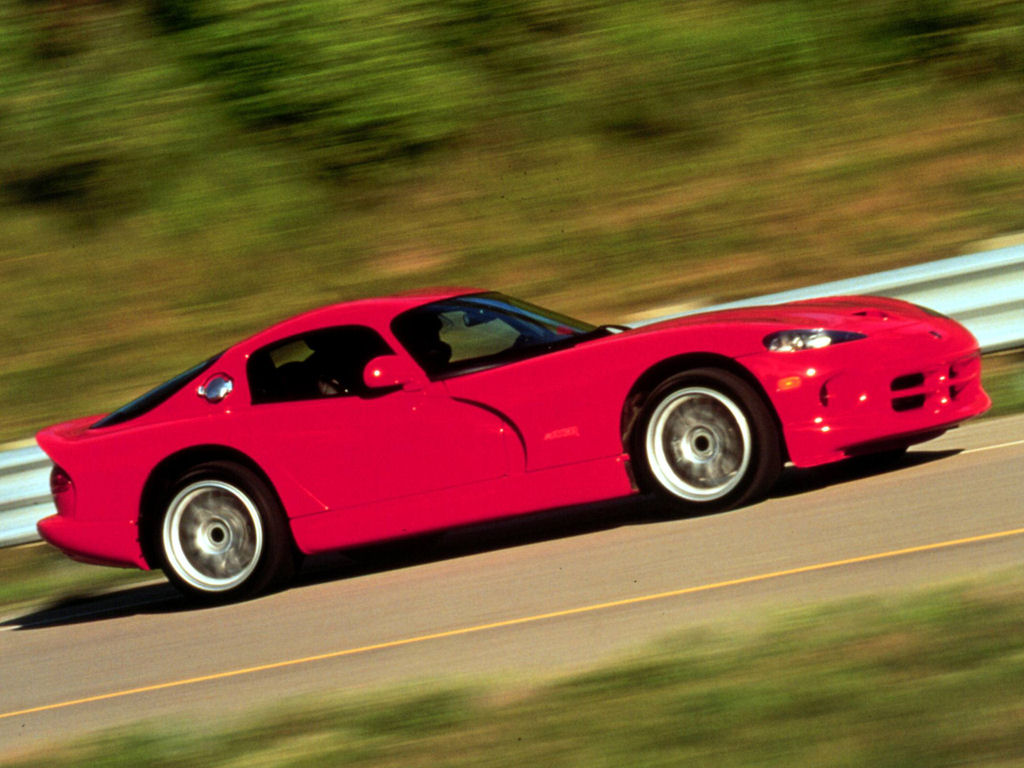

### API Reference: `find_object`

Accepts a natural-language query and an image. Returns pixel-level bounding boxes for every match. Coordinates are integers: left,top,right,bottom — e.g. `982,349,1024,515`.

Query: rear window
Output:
91,354,222,429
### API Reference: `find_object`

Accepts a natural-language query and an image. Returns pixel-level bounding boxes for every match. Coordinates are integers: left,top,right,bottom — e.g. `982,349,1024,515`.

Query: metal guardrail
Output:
0,445,54,547
2,245,1022,548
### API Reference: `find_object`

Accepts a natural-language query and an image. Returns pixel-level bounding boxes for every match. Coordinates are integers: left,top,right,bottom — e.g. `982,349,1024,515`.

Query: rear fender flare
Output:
138,445,294,569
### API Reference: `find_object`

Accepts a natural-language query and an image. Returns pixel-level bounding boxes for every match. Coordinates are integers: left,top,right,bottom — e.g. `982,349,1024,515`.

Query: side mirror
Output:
363,355,426,391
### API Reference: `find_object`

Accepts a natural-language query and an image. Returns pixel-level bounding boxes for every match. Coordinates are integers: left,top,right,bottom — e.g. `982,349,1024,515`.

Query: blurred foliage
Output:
176,1,484,172
0,543,154,609
4,0,1024,203
5,573,1024,766
1,0,1024,437
982,351,1024,419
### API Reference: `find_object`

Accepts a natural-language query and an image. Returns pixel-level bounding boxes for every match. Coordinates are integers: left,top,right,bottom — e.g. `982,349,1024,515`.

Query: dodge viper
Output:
37,289,989,601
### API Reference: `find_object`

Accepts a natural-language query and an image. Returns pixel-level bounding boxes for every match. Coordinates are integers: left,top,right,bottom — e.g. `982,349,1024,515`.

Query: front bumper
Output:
747,323,990,467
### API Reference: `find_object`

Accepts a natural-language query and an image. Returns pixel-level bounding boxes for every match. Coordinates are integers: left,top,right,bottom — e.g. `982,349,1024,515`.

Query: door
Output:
239,325,510,516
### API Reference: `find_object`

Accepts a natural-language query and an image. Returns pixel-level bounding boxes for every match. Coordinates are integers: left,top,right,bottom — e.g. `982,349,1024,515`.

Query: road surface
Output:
2,413,1022,757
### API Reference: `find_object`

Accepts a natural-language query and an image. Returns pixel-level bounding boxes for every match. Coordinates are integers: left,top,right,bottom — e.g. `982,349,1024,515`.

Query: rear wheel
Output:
635,369,782,514
159,462,294,602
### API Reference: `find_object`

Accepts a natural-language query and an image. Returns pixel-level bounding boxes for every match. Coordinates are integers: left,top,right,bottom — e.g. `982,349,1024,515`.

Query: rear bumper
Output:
37,514,149,570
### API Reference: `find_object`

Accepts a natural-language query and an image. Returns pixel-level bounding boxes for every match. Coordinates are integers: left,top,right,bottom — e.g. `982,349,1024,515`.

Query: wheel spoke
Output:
162,480,264,593
645,386,752,501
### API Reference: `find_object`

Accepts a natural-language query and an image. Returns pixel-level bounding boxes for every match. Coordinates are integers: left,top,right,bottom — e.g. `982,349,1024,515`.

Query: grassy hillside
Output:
2,0,1024,438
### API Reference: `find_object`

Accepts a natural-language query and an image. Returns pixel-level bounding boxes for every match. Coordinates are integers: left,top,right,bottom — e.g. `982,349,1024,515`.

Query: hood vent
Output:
852,309,891,320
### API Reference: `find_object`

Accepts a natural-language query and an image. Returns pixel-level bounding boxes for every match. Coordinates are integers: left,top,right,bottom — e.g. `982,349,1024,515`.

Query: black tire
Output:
633,368,782,514
158,461,294,603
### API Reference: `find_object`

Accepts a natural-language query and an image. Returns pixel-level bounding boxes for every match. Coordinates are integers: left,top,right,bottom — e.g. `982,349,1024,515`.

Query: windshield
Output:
91,353,222,429
391,292,599,377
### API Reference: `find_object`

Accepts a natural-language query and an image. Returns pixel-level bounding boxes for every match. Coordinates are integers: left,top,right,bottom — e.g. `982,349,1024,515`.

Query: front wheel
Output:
159,462,294,602
635,369,782,514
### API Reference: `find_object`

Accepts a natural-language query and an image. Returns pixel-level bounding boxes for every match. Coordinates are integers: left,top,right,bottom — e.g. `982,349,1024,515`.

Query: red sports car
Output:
37,290,989,601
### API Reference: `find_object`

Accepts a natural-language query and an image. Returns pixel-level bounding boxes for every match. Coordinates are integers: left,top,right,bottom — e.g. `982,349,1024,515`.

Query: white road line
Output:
960,438,1024,455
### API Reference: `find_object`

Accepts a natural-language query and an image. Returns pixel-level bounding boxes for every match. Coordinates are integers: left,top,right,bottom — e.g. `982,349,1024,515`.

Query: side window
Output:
248,326,393,404
392,293,592,377
393,303,524,376
438,309,520,363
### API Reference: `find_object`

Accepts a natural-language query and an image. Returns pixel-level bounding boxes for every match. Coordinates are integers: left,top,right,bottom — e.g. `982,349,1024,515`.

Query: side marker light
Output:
777,376,802,391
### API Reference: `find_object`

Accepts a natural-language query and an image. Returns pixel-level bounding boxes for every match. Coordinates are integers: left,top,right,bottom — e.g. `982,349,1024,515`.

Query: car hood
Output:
631,295,930,335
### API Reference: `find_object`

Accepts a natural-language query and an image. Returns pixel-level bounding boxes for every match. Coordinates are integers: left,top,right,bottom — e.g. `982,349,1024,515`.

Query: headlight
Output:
763,329,866,352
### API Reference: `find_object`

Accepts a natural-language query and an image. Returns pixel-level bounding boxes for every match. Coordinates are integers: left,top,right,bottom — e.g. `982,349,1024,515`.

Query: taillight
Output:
50,465,73,495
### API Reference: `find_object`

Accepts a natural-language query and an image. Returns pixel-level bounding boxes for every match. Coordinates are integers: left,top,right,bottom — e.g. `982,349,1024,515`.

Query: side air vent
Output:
892,394,926,412
891,373,924,391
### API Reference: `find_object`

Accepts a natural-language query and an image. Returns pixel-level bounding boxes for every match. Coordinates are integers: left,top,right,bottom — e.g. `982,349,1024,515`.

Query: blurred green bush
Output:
3,0,1022,212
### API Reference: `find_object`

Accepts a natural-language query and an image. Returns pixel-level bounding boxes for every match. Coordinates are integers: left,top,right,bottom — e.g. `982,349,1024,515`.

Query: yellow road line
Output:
4,525,1024,721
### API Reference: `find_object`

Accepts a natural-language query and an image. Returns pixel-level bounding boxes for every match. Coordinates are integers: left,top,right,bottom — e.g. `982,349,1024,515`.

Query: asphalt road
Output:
2,413,1022,757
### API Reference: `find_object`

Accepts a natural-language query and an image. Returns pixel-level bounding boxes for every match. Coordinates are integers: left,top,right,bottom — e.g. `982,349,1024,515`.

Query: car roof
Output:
235,287,482,352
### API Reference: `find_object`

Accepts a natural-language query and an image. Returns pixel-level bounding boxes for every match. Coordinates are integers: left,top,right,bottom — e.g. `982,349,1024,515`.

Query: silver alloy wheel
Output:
645,386,752,501
162,480,264,593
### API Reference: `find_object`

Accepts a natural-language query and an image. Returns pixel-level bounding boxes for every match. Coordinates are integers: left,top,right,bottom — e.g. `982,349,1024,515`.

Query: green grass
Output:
981,351,1024,418
0,544,156,611
5,573,1024,766
2,0,1024,441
